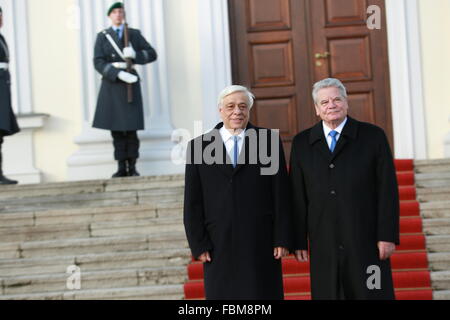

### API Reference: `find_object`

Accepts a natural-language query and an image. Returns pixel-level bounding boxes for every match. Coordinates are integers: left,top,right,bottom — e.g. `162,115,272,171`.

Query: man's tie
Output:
115,28,121,40
232,136,239,168
329,130,338,153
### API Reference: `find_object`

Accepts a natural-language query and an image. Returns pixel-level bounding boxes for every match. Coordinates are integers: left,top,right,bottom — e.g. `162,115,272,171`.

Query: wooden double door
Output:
229,0,393,157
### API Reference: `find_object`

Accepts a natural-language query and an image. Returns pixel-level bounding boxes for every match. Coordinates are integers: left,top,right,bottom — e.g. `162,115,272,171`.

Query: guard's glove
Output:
123,46,136,59
118,71,138,84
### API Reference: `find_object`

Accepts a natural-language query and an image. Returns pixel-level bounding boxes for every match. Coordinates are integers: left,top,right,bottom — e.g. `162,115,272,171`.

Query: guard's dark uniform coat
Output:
92,27,157,131
290,117,400,300
0,34,19,136
184,122,293,300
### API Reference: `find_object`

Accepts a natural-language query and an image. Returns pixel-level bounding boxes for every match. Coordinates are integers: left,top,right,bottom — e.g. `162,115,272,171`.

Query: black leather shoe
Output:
128,159,140,177
112,160,128,178
0,175,18,185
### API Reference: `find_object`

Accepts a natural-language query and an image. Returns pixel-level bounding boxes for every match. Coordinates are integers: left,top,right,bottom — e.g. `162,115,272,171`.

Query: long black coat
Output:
0,34,19,136
290,117,399,300
184,122,292,300
92,27,157,131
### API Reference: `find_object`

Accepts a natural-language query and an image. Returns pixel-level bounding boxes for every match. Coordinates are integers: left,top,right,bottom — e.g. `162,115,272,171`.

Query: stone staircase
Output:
415,159,450,299
1,159,450,300
0,175,190,300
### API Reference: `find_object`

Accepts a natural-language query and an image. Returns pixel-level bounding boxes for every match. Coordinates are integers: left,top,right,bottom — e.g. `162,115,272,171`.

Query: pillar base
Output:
67,127,184,181
3,113,49,184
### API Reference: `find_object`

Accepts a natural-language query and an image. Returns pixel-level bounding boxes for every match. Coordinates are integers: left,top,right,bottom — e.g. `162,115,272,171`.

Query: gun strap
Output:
103,31,126,62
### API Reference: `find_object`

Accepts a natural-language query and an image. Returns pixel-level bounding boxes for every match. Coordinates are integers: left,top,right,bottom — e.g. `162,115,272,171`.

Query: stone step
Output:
414,159,450,174
0,248,192,277
0,175,185,200
90,217,184,238
0,284,184,300
431,271,450,291
0,191,138,214
0,212,184,242
0,187,184,214
421,201,450,219
415,172,450,188
0,232,189,259
0,202,183,229
426,235,450,253
416,187,450,202
434,290,450,300
0,222,91,243
428,252,450,271
422,218,450,236
0,243,21,260
1,266,187,295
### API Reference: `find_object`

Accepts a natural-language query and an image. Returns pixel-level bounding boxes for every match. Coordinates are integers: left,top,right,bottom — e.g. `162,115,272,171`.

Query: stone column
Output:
1,0,46,184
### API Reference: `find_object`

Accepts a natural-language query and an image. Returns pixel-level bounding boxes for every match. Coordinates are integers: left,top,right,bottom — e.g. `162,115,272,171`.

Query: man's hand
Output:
294,250,308,262
378,241,396,260
198,251,211,263
118,71,138,84
273,247,289,260
123,46,136,59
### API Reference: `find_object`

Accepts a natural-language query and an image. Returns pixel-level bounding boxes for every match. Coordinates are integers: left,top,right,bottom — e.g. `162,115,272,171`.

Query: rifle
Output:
122,0,133,103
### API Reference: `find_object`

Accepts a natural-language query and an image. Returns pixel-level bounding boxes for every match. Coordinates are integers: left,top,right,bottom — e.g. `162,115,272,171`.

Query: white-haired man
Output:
183,85,293,299
290,78,399,299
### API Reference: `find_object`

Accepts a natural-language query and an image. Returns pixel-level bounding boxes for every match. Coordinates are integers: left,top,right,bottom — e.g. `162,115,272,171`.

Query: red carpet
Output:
183,159,433,300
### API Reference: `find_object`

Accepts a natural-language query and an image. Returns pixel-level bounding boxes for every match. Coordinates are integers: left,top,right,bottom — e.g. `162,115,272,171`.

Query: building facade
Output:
0,0,449,183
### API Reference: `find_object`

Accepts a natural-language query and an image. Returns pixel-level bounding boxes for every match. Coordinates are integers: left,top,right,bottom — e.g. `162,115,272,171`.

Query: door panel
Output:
229,0,394,159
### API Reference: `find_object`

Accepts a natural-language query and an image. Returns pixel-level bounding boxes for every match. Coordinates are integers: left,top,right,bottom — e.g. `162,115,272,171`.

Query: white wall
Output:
418,0,450,159
164,0,203,135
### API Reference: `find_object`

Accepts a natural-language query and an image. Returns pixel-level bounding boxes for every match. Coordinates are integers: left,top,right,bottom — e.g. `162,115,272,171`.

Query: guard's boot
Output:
0,152,18,185
127,158,140,177
112,160,128,178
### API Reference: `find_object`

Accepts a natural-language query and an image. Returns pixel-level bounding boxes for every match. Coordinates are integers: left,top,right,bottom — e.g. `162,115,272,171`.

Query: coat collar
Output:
205,122,256,178
309,116,358,145
308,116,359,162
106,27,124,48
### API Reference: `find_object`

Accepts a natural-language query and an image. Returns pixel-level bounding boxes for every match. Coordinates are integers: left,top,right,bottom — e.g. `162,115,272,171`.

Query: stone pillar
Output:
3,114,49,184
1,0,47,183
385,0,428,159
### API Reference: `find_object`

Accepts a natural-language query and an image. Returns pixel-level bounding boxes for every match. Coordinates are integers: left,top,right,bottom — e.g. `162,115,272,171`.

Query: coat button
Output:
331,190,336,195
329,164,335,169
339,245,344,250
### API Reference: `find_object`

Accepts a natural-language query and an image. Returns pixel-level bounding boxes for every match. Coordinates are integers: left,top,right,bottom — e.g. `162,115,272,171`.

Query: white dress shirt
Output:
322,117,348,149
112,24,125,39
219,126,246,163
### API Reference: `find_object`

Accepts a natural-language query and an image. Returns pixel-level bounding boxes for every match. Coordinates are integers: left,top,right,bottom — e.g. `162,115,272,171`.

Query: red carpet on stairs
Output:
183,159,433,300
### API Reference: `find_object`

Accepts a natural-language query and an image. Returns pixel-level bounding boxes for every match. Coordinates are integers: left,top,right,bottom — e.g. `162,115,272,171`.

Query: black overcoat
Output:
289,117,400,300
184,122,293,300
0,34,19,136
92,27,157,131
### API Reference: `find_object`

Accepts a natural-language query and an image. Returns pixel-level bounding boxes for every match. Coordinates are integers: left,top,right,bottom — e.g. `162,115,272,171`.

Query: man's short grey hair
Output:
312,78,347,104
217,85,255,110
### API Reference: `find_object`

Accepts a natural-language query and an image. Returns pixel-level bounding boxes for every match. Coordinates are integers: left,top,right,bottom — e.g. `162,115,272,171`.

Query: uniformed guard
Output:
0,6,20,185
92,2,157,177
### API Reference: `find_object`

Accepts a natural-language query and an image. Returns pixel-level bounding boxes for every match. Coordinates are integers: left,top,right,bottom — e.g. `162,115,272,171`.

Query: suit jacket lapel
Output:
232,122,257,175
309,121,333,162
107,27,124,49
330,117,358,161
205,123,233,178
